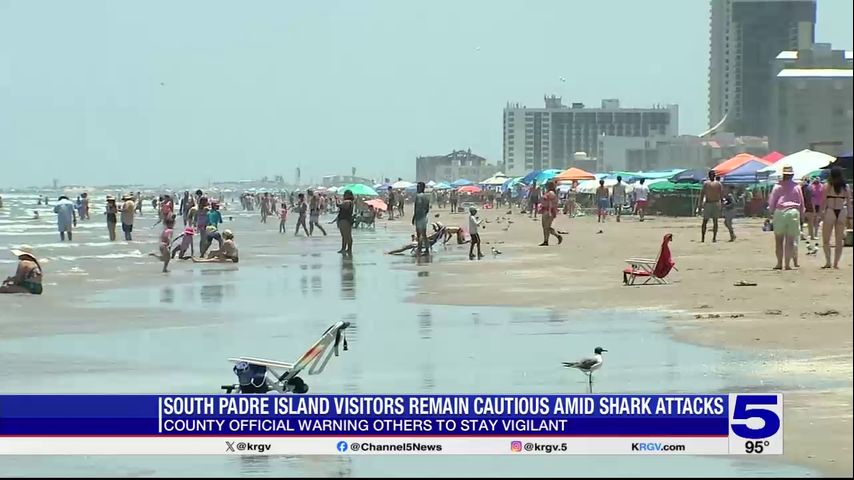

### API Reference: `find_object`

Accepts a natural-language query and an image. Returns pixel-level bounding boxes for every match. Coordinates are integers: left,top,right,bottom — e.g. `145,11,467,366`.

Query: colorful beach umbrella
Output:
457,185,482,194
365,198,387,211
451,178,474,187
758,149,834,179
555,167,595,182
531,169,562,185
433,182,452,190
339,183,378,197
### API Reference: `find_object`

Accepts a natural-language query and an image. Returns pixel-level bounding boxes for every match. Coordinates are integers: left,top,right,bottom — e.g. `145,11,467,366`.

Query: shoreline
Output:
402,209,852,477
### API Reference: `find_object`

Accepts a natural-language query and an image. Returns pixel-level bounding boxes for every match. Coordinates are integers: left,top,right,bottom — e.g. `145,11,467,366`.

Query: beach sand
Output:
409,208,853,477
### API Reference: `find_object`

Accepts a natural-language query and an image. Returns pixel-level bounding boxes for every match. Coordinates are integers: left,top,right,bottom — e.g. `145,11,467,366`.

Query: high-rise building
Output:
707,0,816,137
502,96,678,176
770,44,853,156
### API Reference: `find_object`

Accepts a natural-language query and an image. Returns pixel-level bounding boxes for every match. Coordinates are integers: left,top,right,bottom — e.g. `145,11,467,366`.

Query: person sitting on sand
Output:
194,229,239,263
170,226,195,259
438,222,468,245
1,246,43,295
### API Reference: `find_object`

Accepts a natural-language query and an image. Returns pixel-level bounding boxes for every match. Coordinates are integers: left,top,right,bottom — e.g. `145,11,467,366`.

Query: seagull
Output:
559,76,566,83
491,246,502,256
562,347,607,385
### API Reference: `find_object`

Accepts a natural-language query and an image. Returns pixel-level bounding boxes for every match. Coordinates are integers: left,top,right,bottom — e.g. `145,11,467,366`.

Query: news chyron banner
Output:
0,394,782,455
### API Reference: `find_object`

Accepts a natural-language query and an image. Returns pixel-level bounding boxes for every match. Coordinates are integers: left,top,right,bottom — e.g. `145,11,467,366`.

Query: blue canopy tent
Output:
722,160,771,185
451,178,474,187
670,168,710,184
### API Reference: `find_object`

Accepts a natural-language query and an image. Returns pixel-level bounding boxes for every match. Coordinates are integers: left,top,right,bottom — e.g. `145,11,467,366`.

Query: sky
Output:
1,0,852,188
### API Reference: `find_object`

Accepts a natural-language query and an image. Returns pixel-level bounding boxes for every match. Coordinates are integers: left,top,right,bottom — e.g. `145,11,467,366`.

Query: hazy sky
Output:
1,0,852,188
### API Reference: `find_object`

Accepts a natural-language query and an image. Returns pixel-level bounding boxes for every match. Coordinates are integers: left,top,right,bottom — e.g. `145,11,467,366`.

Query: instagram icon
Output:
510,441,523,452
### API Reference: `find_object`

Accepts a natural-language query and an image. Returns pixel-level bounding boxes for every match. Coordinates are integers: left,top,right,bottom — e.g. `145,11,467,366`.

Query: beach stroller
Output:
623,234,675,285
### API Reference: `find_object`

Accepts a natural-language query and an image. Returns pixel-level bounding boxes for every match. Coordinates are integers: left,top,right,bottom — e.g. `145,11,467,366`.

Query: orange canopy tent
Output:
712,153,769,176
555,167,596,182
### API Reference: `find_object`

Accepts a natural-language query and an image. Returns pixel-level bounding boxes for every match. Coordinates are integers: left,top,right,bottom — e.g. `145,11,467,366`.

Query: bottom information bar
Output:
0,437,756,455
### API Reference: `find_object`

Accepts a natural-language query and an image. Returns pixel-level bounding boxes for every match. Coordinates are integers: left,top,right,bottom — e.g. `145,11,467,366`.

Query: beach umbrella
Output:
339,183,378,197
531,169,562,185
519,170,541,184
426,180,437,187
391,180,414,189
457,185,482,194
433,182,452,190
555,167,595,182
480,172,510,186
365,198,387,211
670,168,710,184
758,149,835,180
826,152,853,181
451,178,474,187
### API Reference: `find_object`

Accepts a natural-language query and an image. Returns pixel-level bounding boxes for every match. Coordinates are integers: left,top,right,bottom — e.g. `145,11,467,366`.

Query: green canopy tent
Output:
648,181,703,216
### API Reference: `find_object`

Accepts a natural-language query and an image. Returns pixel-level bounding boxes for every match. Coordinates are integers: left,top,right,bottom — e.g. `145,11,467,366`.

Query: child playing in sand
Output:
279,203,288,234
170,226,195,259
468,206,483,260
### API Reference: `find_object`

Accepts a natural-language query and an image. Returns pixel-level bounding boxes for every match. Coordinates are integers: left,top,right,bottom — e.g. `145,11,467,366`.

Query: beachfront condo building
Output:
415,149,498,183
769,44,853,156
502,96,678,176
707,0,816,137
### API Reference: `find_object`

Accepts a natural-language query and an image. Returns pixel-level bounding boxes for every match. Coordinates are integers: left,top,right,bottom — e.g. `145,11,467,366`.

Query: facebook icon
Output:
336,441,348,452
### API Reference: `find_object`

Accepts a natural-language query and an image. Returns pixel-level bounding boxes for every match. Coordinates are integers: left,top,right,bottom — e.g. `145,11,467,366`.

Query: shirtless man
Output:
700,170,724,242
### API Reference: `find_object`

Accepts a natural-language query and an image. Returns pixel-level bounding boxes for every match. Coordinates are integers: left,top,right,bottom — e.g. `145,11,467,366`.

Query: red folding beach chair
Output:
623,234,676,286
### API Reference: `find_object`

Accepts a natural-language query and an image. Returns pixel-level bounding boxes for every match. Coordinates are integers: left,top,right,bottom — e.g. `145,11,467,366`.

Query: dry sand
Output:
407,207,852,477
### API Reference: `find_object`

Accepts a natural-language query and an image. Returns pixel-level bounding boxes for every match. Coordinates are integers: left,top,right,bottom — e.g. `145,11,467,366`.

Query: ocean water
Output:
0,190,815,477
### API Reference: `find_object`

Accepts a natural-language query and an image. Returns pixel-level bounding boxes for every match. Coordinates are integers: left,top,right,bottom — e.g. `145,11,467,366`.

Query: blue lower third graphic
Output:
336,441,348,452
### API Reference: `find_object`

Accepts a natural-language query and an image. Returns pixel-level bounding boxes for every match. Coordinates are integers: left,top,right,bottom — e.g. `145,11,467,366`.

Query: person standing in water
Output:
820,166,852,269
295,193,310,236
81,192,90,220
413,182,430,255
195,194,210,253
105,195,118,241
180,191,192,226
120,194,135,241
308,190,327,236
134,191,143,215
54,195,77,241
158,218,175,273
336,189,355,255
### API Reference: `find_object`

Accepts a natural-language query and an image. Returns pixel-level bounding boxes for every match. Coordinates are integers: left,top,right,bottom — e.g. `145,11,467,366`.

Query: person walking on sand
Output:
413,182,431,255
633,178,650,222
336,189,355,255
768,165,805,270
308,190,327,236
699,171,723,242
120,194,135,241
612,176,627,222
468,206,483,259
820,166,852,269
722,186,737,242
386,187,396,220
279,202,289,234
539,180,563,246
105,195,118,241
595,180,609,223
528,181,540,219
449,188,458,214
53,195,77,241
801,177,816,240
295,193,310,236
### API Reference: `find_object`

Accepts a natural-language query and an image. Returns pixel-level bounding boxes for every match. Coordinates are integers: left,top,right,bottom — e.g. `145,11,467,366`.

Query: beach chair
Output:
623,234,675,286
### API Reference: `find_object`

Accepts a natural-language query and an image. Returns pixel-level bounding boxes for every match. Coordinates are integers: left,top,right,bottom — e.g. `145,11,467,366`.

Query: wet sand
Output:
409,207,853,477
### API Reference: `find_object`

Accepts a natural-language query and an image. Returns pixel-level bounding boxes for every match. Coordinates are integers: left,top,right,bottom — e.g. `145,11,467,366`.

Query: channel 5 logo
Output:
510,441,523,452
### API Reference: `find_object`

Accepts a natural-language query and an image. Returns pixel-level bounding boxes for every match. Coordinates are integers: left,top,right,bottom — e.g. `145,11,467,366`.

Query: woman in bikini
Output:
820,167,852,269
